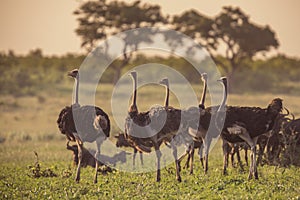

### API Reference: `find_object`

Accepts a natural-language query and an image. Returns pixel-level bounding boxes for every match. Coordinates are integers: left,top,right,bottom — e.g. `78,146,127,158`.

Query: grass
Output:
0,140,299,199
0,83,300,199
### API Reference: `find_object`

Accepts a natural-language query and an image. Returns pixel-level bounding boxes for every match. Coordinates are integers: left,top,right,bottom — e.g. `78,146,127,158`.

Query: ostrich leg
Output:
171,143,182,182
93,140,101,184
235,145,244,171
177,150,189,172
231,146,236,167
183,152,191,169
222,140,230,175
204,137,211,174
245,148,249,166
199,145,204,169
189,147,195,174
94,136,106,183
75,137,83,183
239,134,258,180
139,151,144,166
154,144,162,182
133,148,137,167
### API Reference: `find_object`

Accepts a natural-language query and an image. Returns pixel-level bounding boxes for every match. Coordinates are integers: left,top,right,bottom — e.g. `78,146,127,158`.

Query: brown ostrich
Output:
124,71,186,182
185,73,218,174
57,69,110,183
184,73,207,174
159,75,206,175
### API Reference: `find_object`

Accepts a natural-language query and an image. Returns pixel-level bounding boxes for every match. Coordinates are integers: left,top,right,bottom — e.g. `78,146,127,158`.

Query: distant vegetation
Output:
0,49,300,96
1,2,299,96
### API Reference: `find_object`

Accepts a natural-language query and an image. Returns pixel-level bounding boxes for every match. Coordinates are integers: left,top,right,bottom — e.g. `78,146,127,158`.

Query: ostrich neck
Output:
218,82,227,112
199,80,207,106
131,76,137,107
165,84,169,107
74,77,79,104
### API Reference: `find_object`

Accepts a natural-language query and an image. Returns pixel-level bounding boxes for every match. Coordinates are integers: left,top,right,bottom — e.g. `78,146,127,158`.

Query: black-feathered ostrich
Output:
216,77,283,179
57,69,110,183
266,110,299,165
125,71,185,182
223,110,291,171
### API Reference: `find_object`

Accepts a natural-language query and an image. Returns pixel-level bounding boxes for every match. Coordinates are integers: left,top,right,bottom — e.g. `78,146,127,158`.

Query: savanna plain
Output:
0,83,300,199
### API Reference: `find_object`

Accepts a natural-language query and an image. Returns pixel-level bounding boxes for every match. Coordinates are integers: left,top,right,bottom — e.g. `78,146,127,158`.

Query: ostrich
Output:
124,71,153,153
224,111,292,171
159,77,200,174
266,110,300,165
185,73,207,173
223,109,291,170
114,132,144,167
67,141,127,170
216,78,283,179
185,73,219,174
57,69,110,183
124,71,186,182
159,75,207,174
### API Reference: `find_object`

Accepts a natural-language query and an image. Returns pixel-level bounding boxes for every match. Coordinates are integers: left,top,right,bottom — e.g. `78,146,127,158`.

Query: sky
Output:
0,0,299,57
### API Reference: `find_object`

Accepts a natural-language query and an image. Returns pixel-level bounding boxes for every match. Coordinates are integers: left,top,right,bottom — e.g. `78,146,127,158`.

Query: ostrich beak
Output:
217,77,227,82
67,69,79,77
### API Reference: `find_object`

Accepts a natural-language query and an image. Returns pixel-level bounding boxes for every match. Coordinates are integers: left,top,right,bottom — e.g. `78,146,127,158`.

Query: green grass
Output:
0,83,300,199
0,140,299,199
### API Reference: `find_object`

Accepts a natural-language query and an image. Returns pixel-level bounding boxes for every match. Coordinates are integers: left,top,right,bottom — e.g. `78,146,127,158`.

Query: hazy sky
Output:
0,0,299,57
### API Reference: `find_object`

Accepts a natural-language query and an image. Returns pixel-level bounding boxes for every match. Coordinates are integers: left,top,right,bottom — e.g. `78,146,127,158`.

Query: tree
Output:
172,9,216,52
213,6,279,83
74,0,166,83
173,6,279,90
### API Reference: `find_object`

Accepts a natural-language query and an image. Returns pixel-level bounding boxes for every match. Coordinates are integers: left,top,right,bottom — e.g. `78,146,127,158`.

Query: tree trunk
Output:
113,67,121,85
227,61,238,93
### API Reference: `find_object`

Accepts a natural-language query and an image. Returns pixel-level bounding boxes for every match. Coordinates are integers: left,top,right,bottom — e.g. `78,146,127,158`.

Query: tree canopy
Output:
74,0,166,83
74,1,279,87
172,6,279,87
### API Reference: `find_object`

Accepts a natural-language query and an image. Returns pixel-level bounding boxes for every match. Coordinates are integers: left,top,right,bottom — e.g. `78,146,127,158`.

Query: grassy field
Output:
0,83,300,199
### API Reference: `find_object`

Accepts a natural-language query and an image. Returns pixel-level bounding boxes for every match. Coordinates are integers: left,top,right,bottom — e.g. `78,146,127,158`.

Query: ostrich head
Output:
267,98,283,114
201,73,208,82
68,69,79,79
159,78,169,87
217,76,227,85
114,133,129,147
